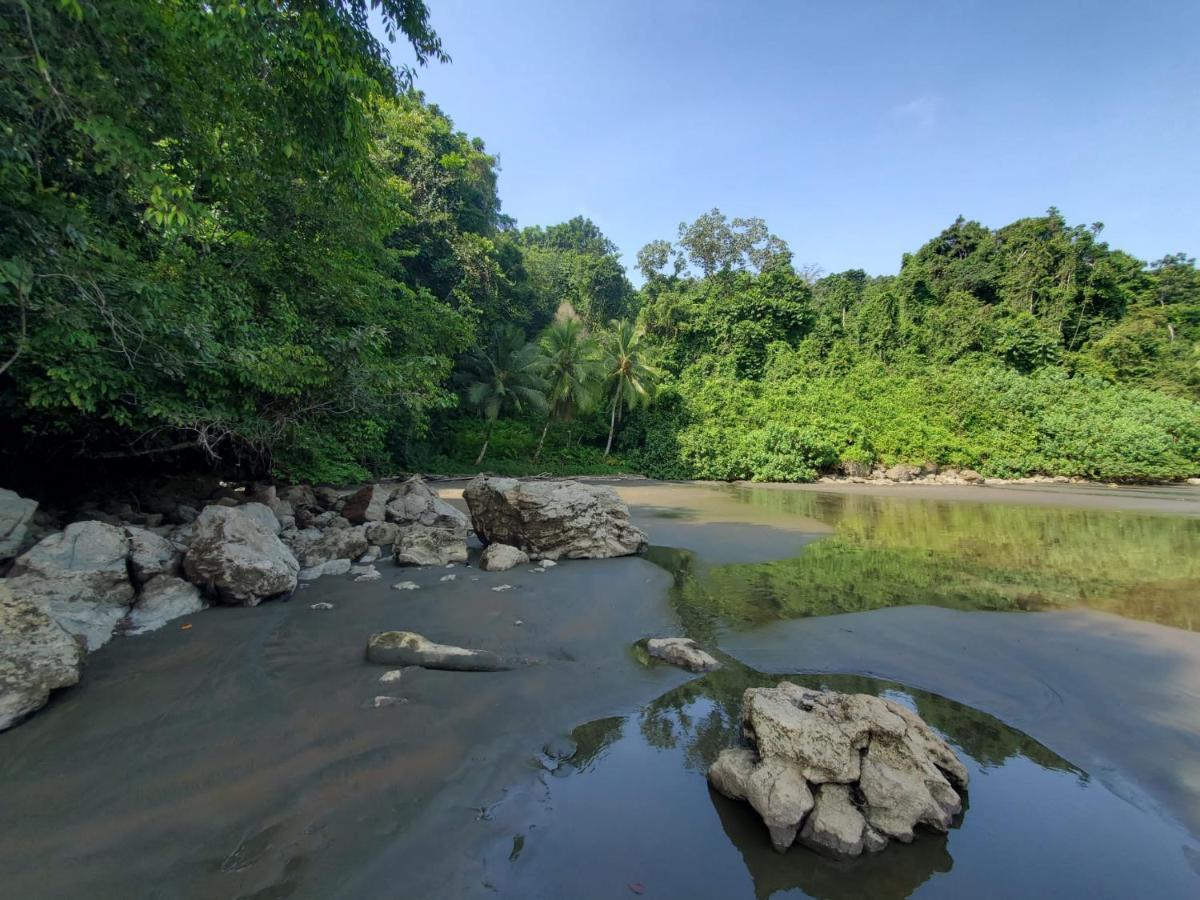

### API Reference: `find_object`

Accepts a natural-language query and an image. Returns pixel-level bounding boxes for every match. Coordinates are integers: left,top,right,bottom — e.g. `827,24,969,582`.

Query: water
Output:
633,484,1200,638
487,668,1200,899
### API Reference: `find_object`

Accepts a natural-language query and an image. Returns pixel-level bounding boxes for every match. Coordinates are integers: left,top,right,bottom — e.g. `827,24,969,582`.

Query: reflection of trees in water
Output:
635,665,1079,779
566,716,624,772
646,489,1200,631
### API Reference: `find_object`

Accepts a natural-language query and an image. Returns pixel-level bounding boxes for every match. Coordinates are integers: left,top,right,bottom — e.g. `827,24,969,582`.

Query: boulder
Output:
365,521,400,547
479,543,529,572
0,583,85,732
708,682,968,857
646,637,721,672
0,488,38,562
314,486,345,510
385,477,470,534
342,484,392,525
7,521,136,650
463,476,647,560
884,464,920,483
393,524,468,567
125,526,181,584
365,630,515,671
278,484,317,511
237,501,282,535
182,506,299,605
286,525,369,568
125,576,204,635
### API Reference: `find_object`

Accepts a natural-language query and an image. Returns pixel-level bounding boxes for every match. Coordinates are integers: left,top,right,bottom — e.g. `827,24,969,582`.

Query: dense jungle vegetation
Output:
2,1,1198,485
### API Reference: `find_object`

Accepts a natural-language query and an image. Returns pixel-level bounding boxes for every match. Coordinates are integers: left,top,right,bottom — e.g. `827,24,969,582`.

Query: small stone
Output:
379,669,403,683
351,564,381,582
530,567,545,573
491,584,514,592
479,543,529,572
373,695,405,708
310,602,334,610
539,559,556,568
513,619,524,626
356,545,381,564
440,573,457,582
392,581,420,591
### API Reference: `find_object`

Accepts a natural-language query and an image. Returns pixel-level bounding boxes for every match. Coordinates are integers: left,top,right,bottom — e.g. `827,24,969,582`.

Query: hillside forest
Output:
2,1,1198,486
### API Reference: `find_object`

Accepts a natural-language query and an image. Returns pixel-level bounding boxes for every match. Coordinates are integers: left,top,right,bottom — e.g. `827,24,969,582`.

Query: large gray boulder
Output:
0,582,84,731
125,575,204,635
708,682,968,857
125,526,182,584
7,521,136,650
284,525,369,568
385,477,470,534
182,506,299,605
0,488,38,563
463,476,647,560
393,524,468,567
342,484,392,525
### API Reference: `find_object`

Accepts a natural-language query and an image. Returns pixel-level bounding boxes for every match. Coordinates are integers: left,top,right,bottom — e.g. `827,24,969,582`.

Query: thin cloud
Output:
892,96,940,129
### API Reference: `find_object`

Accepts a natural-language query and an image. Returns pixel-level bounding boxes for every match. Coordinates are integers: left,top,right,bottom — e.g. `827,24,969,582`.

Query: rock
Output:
365,521,400,547
479,543,529,572
440,573,456,582
745,756,815,851
379,669,403,682
646,637,721,672
298,558,352,581
884,464,920,482
351,564,381,582
708,682,968,858
373,695,405,708
314,486,346,510
799,784,868,857
237,501,282,535
125,576,204,635
182,506,299,605
287,525,368,568
539,559,557,568
385,477,470,534
393,524,468,567
960,469,984,484
463,476,647,560
0,583,84,731
310,602,335,611
174,503,200,525
357,545,381,564
342,484,392,525
125,526,181,584
391,581,420,591
366,631,516,671
278,484,317,511
491,584,514,592
7,521,136,650
0,488,38,562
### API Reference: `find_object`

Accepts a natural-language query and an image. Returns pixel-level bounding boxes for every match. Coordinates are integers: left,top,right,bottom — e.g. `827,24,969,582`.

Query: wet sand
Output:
0,482,1197,898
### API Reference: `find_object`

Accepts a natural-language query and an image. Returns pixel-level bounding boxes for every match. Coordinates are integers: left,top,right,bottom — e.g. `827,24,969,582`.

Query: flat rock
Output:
366,631,515,671
463,476,647,560
646,637,721,672
479,543,529,572
0,583,84,732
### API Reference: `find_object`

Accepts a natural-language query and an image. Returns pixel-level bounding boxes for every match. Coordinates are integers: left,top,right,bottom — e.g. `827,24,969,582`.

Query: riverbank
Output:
0,481,1197,897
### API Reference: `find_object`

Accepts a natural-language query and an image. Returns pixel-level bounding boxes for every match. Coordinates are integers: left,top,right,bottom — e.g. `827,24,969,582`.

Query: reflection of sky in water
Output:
491,672,1199,899
637,485,1200,633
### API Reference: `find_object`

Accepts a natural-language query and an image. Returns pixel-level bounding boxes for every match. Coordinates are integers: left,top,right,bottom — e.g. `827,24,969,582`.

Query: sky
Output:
374,0,1200,281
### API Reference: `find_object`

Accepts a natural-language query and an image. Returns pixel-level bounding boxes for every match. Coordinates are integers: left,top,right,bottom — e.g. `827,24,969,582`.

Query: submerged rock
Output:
393,524,468,567
708,682,968,857
0,583,84,732
479,543,529,572
646,637,721,672
365,630,516,671
7,521,136,650
182,506,299,606
463,476,647,560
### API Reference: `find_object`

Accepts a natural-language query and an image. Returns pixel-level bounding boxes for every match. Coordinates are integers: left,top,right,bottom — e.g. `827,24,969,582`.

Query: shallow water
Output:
631,483,1200,634
484,668,1199,899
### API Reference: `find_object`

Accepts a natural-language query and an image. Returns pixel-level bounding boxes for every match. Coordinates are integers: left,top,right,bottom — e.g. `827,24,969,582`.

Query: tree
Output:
533,319,601,458
458,325,547,464
600,320,661,456
675,209,792,277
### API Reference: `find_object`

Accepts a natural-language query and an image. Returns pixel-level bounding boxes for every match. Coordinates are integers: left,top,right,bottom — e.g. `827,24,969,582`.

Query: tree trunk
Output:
604,394,618,457
534,419,550,460
475,422,493,465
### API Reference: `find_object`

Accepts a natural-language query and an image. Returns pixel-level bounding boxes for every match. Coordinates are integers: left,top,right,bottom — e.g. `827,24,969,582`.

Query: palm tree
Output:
458,324,547,464
533,319,601,459
600,319,661,456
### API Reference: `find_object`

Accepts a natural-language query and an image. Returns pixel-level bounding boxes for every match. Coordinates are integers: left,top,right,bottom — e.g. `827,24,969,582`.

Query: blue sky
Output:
376,0,1199,280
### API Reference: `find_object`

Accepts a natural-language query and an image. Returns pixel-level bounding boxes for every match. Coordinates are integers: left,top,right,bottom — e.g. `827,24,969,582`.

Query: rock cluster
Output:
708,682,968,857
463,476,647,560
